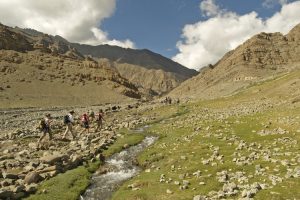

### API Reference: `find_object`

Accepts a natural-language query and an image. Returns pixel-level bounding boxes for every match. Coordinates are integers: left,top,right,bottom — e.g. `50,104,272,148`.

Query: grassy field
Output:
111,71,300,200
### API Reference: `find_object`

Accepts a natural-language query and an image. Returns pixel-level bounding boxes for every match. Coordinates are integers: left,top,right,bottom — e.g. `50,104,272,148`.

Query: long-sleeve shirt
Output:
68,113,74,123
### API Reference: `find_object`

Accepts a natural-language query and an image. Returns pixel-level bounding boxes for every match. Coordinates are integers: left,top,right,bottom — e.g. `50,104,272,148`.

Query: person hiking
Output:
38,113,52,144
62,110,76,140
95,109,105,133
89,110,95,122
79,113,90,136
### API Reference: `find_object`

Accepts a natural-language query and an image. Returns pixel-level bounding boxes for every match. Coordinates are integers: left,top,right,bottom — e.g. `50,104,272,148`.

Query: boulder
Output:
40,153,68,165
12,185,25,193
2,172,19,180
25,183,38,193
24,172,42,184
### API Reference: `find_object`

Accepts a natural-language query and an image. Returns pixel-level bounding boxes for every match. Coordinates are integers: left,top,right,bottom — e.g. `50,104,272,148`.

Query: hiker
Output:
63,110,76,140
79,113,90,136
89,110,95,122
95,109,105,132
38,113,52,143
168,97,172,104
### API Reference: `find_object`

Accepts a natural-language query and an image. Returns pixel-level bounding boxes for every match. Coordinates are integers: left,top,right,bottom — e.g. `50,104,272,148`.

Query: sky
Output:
0,0,300,70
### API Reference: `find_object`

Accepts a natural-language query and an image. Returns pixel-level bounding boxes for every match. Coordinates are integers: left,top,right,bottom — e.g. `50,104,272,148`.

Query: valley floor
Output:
1,70,300,200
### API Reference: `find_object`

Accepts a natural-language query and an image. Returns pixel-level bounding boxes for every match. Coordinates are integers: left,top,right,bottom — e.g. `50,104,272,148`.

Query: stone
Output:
39,165,61,173
40,153,68,165
174,181,180,185
166,189,173,194
193,195,207,200
180,155,187,160
179,185,188,190
25,184,38,193
24,162,39,172
24,172,42,184
12,185,25,193
2,172,19,180
1,179,13,187
182,180,190,186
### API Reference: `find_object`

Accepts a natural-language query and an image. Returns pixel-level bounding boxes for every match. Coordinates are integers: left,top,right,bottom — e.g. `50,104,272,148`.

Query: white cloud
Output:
0,0,135,48
200,0,222,17
173,1,300,70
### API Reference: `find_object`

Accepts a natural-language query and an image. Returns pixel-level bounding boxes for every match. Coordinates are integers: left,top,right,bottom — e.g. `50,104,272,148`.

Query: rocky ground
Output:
1,69,300,200
0,102,161,199
111,76,300,200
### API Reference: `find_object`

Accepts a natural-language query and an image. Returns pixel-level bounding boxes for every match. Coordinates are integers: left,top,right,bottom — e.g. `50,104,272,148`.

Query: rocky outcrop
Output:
170,23,300,100
0,24,33,52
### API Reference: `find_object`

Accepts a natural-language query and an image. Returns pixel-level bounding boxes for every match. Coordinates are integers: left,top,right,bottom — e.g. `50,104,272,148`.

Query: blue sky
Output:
1,0,300,69
101,0,291,58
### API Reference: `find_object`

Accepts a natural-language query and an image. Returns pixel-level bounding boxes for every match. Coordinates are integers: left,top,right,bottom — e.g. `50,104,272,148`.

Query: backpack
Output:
81,115,88,122
90,111,95,118
39,119,47,130
63,115,70,124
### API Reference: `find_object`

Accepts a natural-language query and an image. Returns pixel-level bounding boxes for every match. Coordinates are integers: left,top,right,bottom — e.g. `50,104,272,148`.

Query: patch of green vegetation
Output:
25,160,101,200
112,97,300,200
103,133,145,157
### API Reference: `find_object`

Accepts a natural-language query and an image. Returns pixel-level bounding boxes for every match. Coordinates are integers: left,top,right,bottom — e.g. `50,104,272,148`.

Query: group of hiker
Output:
162,97,180,104
38,109,105,143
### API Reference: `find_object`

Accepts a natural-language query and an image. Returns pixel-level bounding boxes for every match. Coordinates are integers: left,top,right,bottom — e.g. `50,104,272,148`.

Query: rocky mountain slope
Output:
71,43,198,95
1,23,197,98
170,23,300,100
0,23,142,108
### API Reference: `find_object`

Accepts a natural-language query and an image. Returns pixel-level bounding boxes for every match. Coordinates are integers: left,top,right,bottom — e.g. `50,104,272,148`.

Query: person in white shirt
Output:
63,110,76,140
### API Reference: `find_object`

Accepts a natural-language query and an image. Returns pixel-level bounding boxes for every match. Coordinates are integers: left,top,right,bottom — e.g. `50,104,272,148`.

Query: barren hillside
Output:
0,23,142,108
170,23,300,99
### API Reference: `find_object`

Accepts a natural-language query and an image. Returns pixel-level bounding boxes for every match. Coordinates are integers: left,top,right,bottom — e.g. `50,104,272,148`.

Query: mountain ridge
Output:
169,23,300,100
1,22,198,95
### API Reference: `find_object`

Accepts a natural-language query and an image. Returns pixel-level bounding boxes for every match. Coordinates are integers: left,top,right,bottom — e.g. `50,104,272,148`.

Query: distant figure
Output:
63,110,76,140
165,97,168,104
79,113,90,136
95,109,105,133
38,113,52,143
89,110,95,122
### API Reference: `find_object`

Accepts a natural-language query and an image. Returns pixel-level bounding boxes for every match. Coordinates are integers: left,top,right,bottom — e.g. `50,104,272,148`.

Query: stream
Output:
81,131,157,200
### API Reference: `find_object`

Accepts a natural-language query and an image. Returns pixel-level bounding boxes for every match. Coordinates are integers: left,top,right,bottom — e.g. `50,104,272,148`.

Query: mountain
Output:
71,43,198,95
0,23,142,108
170,23,300,100
1,23,198,97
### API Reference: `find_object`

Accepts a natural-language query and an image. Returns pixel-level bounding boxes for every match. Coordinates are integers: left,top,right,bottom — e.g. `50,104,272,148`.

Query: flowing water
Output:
81,134,157,200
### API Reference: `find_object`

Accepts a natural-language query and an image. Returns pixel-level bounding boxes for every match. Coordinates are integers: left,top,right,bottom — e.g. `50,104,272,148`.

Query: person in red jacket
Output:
79,113,89,137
